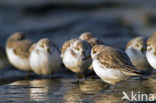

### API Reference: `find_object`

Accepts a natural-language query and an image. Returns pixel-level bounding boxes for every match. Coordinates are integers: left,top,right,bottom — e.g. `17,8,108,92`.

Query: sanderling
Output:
84,45,142,91
79,32,104,71
61,39,92,76
29,38,62,76
126,37,151,72
79,32,104,47
6,32,32,71
146,33,156,70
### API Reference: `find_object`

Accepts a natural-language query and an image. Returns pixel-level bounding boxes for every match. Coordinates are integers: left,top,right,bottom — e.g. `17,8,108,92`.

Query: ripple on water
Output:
0,78,155,102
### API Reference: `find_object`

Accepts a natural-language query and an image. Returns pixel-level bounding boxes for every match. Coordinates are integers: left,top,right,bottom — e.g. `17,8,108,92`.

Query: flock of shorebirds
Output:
0,32,156,91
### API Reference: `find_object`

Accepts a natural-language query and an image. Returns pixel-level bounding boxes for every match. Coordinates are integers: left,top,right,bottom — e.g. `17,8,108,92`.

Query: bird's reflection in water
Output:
79,79,108,94
29,79,61,102
9,79,61,102
4,77,156,102
93,78,156,103
63,78,156,103
79,79,120,103
8,80,31,102
141,78,156,100
63,79,108,103
63,79,84,103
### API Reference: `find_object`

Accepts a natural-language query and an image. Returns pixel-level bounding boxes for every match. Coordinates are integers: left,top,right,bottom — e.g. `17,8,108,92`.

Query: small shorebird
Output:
146,32,156,70
61,39,92,76
79,32,104,71
0,46,9,69
79,32,104,47
84,45,142,91
6,32,32,71
29,38,62,76
126,37,151,72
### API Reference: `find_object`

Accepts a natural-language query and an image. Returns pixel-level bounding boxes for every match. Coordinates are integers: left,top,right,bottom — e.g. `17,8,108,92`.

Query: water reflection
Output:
63,78,156,103
63,79,109,103
93,79,156,103
80,79,120,103
29,79,61,102
62,79,85,103
0,78,156,102
141,78,156,99
8,79,61,102
79,79,109,93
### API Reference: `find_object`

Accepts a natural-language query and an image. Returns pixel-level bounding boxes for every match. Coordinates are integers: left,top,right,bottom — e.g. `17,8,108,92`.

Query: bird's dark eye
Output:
93,51,96,54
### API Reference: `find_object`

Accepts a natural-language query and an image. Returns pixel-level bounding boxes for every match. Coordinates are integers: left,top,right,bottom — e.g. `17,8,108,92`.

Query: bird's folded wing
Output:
61,39,76,56
97,49,142,75
13,40,33,58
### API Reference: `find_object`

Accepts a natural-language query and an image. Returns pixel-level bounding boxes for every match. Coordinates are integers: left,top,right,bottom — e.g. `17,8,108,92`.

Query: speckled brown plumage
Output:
74,39,91,50
79,32,104,47
79,32,92,40
93,45,141,74
147,37,156,56
6,32,33,59
61,39,76,56
126,37,145,49
29,43,37,53
147,36,156,47
88,37,104,47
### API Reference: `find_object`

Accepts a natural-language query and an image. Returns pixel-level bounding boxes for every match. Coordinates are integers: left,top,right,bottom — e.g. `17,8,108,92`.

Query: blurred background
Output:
1,0,156,49
1,0,156,102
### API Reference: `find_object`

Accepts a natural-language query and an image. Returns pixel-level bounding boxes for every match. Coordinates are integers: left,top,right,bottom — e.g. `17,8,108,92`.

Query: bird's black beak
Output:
47,48,52,54
82,56,91,61
141,47,146,54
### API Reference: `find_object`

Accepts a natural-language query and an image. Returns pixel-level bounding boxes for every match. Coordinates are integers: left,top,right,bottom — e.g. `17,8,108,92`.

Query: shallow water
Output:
0,76,156,103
